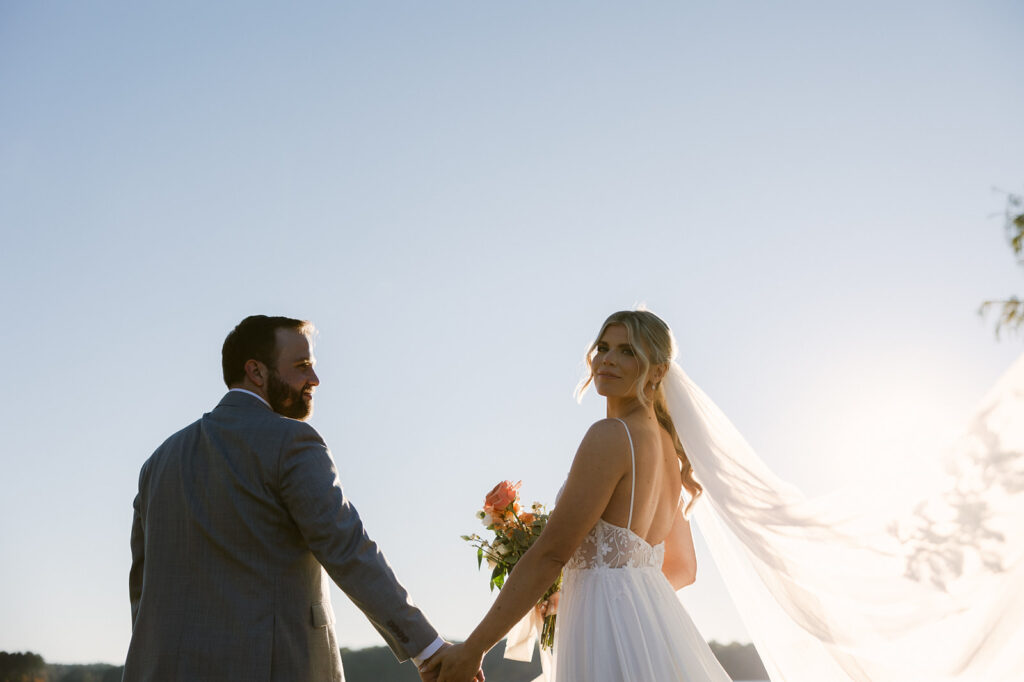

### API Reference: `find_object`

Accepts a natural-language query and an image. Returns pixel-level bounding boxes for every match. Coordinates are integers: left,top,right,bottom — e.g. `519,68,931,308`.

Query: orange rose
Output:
520,512,536,525
484,480,521,512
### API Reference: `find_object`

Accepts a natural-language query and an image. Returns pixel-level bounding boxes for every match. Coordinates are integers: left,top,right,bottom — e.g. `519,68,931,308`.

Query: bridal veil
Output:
666,354,1024,681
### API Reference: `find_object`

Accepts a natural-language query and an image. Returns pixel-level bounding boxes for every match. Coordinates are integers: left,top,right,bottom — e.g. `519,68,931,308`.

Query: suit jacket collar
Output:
217,389,274,412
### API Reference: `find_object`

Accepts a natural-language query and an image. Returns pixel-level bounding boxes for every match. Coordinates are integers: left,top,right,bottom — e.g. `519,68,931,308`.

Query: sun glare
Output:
766,352,979,497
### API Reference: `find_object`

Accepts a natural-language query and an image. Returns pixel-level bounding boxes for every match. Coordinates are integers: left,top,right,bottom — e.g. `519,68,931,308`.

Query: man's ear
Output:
244,359,269,388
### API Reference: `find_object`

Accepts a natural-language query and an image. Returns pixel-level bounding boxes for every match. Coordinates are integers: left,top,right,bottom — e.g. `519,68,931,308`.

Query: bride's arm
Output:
661,505,697,589
427,419,630,682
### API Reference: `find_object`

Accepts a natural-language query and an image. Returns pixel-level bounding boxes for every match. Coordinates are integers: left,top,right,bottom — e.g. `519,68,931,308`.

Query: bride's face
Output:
592,324,642,397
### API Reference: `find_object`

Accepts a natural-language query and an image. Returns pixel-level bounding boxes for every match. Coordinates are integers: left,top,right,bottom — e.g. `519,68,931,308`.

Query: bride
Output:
426,310,732,681
429,308,1024,681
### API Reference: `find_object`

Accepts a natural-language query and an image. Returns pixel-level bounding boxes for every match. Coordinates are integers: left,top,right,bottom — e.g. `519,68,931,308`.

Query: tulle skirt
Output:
555,566,732,682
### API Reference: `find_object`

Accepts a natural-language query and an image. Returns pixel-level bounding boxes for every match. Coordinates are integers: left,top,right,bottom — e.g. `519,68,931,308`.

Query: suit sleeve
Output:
129,473,146,627
277,423,439,661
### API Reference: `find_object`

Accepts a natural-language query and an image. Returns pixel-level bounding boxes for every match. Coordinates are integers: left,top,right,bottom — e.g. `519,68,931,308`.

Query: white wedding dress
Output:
554,418,732,682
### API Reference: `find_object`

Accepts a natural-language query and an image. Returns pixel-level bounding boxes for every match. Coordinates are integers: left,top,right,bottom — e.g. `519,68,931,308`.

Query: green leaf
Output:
477,548,483,570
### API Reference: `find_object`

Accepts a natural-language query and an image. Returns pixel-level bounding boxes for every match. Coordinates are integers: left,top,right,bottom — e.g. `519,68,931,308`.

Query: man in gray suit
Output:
125,315,458,681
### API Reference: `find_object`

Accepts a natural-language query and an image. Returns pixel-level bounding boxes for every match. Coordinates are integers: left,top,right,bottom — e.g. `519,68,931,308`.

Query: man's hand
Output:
418,642,451,682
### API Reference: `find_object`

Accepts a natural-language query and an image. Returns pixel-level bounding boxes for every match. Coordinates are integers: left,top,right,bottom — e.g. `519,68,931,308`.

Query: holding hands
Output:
420,642,485,682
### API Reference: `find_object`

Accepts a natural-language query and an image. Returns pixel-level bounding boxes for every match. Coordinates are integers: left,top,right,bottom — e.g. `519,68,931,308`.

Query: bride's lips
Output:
596,372,620,379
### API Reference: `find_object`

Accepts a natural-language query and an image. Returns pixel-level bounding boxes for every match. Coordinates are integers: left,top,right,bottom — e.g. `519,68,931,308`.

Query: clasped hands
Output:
418,596,558,682
419,642,485,682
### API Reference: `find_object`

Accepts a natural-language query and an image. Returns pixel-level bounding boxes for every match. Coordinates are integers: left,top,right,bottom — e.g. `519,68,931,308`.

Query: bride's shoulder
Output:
584,417,629,436
575,418,632,462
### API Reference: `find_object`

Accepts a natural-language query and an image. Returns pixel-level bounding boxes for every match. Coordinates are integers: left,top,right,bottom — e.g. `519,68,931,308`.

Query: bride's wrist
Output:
462,632,490,660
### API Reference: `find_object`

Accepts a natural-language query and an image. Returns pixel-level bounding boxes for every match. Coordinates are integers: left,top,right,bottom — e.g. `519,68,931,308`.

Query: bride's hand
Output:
536,590,560,618
421,642,485,682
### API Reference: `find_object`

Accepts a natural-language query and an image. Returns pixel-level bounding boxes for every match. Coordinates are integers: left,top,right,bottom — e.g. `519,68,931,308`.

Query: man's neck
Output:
228,386,271,408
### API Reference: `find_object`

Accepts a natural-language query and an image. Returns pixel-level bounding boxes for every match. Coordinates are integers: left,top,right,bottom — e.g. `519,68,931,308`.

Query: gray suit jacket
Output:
124,391,437,681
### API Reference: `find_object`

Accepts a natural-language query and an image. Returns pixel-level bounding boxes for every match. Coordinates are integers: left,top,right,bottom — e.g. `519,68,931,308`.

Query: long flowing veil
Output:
665,355,1024,681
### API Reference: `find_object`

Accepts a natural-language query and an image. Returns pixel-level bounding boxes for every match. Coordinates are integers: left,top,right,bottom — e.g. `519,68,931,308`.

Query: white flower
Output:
496,542,512,556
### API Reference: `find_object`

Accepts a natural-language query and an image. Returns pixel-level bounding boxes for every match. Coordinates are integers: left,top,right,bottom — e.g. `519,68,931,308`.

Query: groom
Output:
124,315,447,681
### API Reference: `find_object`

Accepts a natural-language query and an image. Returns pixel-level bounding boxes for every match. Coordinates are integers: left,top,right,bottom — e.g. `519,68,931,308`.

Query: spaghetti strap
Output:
613,417,636,531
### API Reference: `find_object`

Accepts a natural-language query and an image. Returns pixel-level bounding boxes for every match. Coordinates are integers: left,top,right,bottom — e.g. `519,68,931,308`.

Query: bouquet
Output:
461,480,562,650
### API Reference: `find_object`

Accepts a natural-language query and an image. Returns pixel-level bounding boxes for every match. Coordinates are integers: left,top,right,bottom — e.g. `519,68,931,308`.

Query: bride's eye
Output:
622,347,635,356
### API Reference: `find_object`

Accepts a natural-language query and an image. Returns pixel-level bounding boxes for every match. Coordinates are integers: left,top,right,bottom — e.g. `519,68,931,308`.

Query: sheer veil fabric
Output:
666,355,1024,681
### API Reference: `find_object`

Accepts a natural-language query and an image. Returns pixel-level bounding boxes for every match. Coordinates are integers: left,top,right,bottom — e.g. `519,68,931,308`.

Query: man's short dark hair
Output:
221,315,313,387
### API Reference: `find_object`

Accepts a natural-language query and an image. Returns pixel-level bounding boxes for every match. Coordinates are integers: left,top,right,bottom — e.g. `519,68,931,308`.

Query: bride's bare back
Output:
599,414,683,545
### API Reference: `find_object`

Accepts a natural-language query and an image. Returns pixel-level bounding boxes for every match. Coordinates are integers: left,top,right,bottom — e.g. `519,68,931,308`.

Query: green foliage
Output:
47,665,123,682
490,563,505,591
0,653,123,682
980,297,1024,337
980,191,1024,337
1008,193,1024,258
0,651,46,681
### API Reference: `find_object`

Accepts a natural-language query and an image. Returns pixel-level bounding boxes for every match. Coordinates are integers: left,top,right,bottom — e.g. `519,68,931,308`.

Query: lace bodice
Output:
566,518,665,570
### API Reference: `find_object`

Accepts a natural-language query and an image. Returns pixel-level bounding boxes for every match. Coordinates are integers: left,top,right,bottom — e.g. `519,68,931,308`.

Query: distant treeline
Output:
340,640,767,681
3,640,768,682
0,651,45,682
0,653,123,682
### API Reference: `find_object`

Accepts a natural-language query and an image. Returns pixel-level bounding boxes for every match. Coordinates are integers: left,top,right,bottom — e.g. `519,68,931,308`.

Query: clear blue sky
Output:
1,1,1022,665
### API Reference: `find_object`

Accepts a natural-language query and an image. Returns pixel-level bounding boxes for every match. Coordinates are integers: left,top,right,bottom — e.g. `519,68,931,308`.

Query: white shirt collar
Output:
228,387,271,408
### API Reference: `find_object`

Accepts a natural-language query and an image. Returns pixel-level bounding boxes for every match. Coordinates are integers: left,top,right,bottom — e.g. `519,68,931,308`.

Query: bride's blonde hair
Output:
576,309,703,515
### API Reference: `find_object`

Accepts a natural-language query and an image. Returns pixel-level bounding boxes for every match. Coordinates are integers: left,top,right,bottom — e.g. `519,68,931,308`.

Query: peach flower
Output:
484,480,521,513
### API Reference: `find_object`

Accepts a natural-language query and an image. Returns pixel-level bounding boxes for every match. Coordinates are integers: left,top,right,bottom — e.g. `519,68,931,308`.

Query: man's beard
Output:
267,369,313,420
